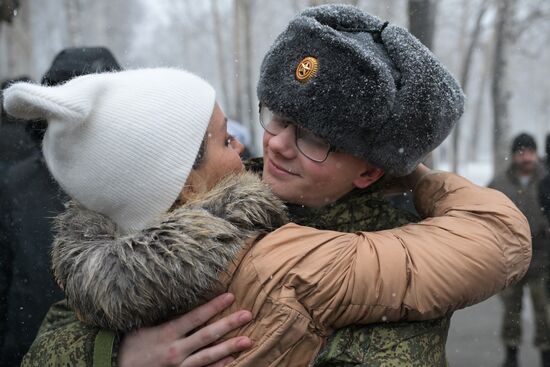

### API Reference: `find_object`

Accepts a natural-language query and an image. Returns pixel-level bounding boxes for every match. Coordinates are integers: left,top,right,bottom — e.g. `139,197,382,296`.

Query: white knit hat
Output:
3,68,215,234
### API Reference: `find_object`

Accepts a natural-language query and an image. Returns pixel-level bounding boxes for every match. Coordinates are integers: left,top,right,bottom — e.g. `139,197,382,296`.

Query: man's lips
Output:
267,158,300,177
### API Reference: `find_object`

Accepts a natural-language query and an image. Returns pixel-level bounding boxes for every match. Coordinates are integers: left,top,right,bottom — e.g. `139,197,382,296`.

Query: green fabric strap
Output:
93,329,116,367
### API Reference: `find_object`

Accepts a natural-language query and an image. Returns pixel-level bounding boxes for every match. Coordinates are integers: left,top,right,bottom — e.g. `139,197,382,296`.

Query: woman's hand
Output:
118,293,252,367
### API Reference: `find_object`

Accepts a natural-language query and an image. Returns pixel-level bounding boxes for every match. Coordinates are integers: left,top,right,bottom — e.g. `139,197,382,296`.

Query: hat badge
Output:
295,56,318,83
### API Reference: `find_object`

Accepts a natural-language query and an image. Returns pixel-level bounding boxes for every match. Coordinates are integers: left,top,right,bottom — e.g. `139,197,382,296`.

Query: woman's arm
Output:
253,168,531,328
118,293,252,367
22,294,252,367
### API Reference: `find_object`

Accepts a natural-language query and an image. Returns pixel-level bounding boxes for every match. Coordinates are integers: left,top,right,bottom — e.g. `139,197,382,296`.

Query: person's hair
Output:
511,133,537,154
169,136,208,211
192,138,207,169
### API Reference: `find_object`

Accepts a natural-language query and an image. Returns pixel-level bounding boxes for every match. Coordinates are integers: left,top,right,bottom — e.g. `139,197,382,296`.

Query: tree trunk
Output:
64,0,81,47
407,0,437,50
211,0,230,109
468,55,490,162
233,0,244,123
491,0,516,175
241,0,258,152
451,0,489,172
0,0,32,80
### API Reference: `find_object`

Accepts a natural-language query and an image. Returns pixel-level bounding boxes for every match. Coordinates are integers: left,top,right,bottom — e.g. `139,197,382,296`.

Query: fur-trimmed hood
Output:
52,172,287,332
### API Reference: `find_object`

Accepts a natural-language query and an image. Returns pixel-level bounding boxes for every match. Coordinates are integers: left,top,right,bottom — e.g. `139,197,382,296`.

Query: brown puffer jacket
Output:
51,171,531,367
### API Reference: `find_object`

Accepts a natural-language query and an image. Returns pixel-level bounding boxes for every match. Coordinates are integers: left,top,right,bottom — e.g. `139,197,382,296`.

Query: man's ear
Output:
352,164,384,189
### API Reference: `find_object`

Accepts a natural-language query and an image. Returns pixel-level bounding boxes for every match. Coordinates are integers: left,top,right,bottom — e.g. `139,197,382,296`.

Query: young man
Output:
490,133,550,367
249,4,464,365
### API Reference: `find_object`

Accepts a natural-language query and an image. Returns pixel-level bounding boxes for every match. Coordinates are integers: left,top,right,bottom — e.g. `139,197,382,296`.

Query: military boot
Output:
502,346,518,367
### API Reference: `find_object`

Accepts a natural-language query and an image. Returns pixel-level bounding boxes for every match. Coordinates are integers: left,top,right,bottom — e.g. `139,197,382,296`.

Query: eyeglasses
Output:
259,104,334,163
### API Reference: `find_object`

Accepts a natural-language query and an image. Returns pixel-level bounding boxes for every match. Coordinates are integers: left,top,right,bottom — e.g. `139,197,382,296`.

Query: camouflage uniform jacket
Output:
23,159,450,367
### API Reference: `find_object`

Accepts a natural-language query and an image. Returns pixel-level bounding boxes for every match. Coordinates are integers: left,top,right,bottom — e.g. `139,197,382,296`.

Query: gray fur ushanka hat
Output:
257,4,464,175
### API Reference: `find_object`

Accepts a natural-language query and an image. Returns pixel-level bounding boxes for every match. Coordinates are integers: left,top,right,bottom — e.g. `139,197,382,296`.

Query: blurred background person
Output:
0,76,35,176
539,133,550,300
489,133,550,367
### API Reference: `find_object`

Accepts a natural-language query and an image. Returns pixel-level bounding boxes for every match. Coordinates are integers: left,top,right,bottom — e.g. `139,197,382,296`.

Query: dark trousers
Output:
501,274,550,350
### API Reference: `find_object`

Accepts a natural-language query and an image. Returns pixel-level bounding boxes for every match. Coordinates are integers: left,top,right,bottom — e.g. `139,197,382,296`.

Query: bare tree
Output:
231,0,259,151
241,0,257,140
64,0,81,47
0,0,33,80
407,0,438,50
468,37,493,162
233,0,244,123
211,0,230,108
491,0,517,175
451,0,490,172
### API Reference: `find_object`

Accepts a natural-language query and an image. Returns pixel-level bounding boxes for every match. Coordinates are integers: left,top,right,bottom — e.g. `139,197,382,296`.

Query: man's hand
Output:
118,293,252,367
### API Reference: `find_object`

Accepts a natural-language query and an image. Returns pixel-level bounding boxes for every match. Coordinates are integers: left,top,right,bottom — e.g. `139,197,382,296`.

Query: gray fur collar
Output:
52,172,287,332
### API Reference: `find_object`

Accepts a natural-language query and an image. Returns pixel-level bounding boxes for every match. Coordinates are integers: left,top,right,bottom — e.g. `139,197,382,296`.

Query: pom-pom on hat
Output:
257,4,465,176
3,68,215,234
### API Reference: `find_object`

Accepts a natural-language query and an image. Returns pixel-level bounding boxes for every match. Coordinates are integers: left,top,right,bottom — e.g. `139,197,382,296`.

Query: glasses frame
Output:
258,104,334,163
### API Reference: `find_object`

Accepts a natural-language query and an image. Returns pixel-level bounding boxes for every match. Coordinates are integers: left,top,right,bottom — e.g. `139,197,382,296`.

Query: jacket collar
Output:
246,157,418,232
52,171,287,332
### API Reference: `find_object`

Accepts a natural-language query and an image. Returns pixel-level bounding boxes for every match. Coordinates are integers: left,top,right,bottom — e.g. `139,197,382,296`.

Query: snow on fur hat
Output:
3,68,215,234
257,4,464,176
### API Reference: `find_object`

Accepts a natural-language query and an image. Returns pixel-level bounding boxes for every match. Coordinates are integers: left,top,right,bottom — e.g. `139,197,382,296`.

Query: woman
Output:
4,68,530,367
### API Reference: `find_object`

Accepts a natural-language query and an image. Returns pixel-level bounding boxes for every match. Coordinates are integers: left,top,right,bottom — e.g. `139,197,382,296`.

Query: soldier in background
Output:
490,133,550,367
538,133,550,299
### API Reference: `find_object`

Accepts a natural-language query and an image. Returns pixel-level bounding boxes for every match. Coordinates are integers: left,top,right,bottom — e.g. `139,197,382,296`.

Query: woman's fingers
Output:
118,294,252,367
179,337,252,367
164,293,236,338
177,310,252,357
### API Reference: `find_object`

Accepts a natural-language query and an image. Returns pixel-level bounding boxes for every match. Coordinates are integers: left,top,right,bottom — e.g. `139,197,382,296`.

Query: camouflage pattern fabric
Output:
247,158,451,367
21,300,109,367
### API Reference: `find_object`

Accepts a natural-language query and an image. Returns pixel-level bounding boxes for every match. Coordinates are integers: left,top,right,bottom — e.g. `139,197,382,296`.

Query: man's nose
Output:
267,125,297,158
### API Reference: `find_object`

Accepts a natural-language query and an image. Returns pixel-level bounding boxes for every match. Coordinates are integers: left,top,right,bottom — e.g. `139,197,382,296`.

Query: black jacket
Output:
0,148,65,367
540,173,550,224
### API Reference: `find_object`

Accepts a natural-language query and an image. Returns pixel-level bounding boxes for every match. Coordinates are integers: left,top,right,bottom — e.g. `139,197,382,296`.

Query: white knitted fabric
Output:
3,68,215,234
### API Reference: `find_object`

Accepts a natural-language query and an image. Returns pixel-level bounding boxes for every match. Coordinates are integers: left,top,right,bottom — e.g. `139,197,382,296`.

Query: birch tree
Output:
451,0,490,172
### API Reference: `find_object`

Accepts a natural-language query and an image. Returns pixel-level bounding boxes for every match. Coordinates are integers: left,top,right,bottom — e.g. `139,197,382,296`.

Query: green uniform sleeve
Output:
21,300,119,367
313,318,450,367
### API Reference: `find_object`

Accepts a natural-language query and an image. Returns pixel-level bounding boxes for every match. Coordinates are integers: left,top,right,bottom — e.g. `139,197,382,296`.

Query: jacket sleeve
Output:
21,300,118,367
261,172,531,329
